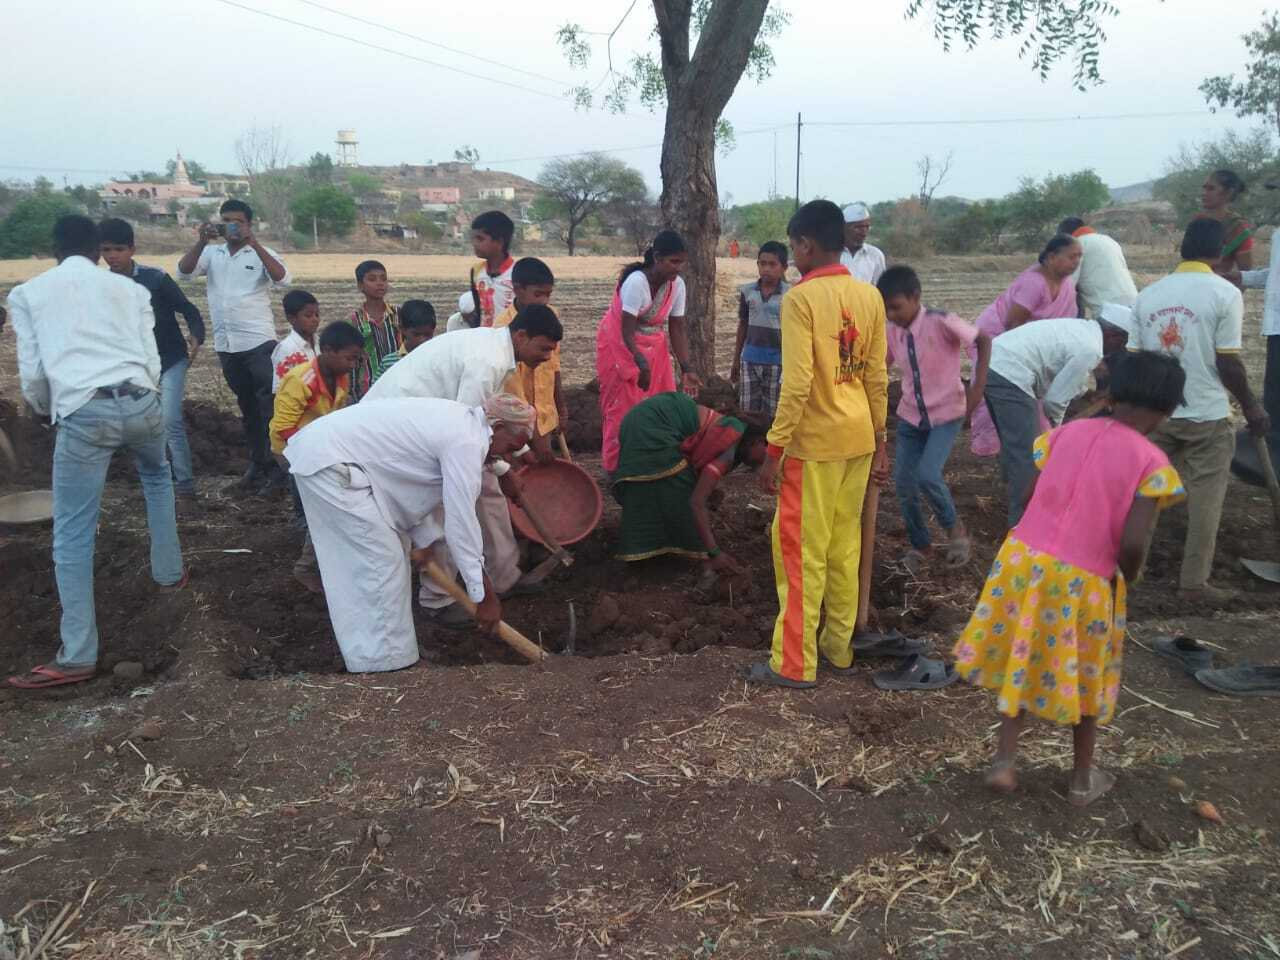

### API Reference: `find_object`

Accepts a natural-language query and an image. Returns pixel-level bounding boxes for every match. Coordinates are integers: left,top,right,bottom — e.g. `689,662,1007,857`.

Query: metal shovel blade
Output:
1241,557,1280,583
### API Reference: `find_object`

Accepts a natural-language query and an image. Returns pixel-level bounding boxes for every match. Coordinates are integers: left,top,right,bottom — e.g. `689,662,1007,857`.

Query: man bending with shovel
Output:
283,394,537,673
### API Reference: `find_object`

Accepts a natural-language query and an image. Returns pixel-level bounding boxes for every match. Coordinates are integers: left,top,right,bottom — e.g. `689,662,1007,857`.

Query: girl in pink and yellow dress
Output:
954,351,1187,807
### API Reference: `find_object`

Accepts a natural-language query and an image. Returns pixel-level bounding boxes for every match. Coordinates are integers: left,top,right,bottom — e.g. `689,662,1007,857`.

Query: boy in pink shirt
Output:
878,266,992,572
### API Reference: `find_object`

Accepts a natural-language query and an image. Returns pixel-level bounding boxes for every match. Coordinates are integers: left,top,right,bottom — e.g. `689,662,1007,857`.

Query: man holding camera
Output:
178,199,291,493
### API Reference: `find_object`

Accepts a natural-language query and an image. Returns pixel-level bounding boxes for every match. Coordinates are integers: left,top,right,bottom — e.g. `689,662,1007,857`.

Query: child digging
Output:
747,200,888,689
954,351,1187,806
270,320,364,592
348,260,401,401
878,265,991,574
493,258,567,463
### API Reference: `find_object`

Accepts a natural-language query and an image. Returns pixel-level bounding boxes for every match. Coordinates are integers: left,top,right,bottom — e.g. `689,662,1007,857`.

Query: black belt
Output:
94,384,150,400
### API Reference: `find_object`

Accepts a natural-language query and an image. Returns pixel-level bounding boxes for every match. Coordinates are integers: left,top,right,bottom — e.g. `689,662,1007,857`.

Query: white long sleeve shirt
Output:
1071,232,1138,316
364,325,516,406
988,318,1104,424
176,241,290,353
285,399,494,603
840,243,886,285
7,256,161,423
1240,238,1280,336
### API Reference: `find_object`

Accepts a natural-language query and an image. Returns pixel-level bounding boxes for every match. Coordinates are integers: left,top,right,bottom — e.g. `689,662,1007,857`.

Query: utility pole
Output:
313,215,319,250
794,112,802,212
772,130,778,199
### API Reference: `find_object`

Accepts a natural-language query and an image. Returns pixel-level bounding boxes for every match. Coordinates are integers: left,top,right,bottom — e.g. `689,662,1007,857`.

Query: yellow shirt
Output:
493,303,561,435
270,358,351,455
767,264,888,461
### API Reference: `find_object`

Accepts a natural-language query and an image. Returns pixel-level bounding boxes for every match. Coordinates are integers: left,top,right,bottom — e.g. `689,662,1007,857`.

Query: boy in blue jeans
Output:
878,266,991,573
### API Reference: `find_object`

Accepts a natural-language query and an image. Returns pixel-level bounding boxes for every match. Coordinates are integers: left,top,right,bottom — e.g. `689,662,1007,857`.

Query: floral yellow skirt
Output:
953,537,1126,725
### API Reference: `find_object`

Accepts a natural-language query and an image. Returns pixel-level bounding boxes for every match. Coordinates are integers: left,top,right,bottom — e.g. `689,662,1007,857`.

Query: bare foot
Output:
1068,767,1116,807
984,760,1018,794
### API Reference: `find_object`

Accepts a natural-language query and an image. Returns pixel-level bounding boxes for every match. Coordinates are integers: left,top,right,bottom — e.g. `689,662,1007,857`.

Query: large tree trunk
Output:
653,0,771,378
659,104,719,376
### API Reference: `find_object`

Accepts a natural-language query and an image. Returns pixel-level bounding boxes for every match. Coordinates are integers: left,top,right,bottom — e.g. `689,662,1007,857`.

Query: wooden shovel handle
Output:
1253,435,1280,527
419,558,547,663
557,431,574,463
512,480,571,561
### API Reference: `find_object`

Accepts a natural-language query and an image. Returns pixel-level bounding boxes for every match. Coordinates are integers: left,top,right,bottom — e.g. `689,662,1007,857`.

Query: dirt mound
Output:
562,380,602,452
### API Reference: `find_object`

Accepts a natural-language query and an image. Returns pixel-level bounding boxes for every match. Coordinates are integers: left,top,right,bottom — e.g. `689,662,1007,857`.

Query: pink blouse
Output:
1014,419,1184,578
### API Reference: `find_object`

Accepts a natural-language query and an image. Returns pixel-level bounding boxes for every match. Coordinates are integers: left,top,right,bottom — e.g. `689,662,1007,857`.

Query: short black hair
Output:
319,320,363,351
512,257,554,287
1181,218,1225,261
1058,216,1086,235
758,240,788,265
509,302,563,341
399,299,436,329
220,198,253,222
283,289,319,317
877,264,922,301
1110,351,1186,415
1211,168,1246,199
787,200,845,253
1038,233,1079,265
355,259,386,284
98,217,135,247
53,215,99,258
471,210,515,253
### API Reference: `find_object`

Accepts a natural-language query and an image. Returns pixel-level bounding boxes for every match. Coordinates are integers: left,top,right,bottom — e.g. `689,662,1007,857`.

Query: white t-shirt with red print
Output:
271,329,316,393
470,257,515,328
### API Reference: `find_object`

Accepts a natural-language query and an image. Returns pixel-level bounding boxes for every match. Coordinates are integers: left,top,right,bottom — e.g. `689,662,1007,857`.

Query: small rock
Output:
919,830,956,856
375,831,392,849
113,661,145,680
790,861,817,881
1168,776,1187,792
1193,800,1224,824
586,594,621,636
1132,819,1169,852
133,719,163,741
280,805,300,818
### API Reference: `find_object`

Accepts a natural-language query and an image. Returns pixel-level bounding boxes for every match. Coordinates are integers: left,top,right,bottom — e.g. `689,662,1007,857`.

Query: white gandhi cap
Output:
458,291,475,314
1097,303,1134,337
842,202,871,223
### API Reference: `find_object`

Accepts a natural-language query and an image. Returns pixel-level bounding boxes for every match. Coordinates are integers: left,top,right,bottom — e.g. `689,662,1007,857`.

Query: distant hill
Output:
1109,180,1155,204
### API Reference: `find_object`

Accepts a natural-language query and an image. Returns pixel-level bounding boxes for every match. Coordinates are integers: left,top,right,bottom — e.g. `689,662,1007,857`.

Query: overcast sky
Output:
2,0,1270,205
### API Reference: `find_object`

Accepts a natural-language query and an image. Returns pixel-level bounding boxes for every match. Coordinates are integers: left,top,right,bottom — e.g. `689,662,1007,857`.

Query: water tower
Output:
336,129,359,167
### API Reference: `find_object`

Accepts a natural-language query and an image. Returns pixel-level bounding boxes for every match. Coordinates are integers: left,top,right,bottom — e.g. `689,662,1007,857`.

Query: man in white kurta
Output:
284,396,536,673
364,306,562,617
839,201,886,285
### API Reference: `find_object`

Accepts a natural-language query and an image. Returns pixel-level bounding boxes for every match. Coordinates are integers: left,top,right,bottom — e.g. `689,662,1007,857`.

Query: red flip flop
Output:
7,664,96,689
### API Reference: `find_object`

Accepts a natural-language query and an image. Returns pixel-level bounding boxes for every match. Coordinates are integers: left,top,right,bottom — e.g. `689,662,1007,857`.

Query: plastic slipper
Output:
901,549,925,577
872,654,958,691
944,534,971,568
742,661,817,689
1152,636,1213,675
7,664,95,689
853,630,929,658
1194,665,1280,698
1068,767,1116,807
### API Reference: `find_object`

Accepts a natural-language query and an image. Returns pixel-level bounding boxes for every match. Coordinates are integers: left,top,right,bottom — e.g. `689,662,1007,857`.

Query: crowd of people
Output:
4,166,1278,805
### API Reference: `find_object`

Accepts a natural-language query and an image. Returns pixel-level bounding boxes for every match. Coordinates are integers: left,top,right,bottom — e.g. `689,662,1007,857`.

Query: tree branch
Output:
652,0,692,82
683,0,770,113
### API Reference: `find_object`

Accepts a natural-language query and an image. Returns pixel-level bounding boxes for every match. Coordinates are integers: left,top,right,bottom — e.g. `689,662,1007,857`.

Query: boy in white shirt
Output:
466,211,516,328
271,290,320,392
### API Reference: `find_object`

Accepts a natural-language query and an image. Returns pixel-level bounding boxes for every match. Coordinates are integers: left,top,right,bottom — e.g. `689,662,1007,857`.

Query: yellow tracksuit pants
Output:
769,454,871,683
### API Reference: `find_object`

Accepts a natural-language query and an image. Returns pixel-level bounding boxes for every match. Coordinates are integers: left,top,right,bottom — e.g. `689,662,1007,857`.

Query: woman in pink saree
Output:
597,230,704,472
970,233,1083,455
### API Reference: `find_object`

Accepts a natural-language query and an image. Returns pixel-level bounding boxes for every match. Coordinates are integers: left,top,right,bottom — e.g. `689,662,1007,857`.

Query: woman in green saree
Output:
1198,169,1254,272
613,391,769,572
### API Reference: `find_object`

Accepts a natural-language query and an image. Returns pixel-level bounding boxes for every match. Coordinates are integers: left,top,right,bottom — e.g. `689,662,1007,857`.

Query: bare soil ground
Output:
0,251,1277,959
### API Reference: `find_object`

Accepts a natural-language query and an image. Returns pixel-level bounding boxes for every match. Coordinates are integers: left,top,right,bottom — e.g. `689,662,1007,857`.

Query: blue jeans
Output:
52,391,184,669
894,417,962,549
160,359,195,495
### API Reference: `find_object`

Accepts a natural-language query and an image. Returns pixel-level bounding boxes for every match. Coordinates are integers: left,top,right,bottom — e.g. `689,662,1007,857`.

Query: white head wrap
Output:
842,202,871,223
1097,303,1134,338
458,291,475,314
482,393,537,438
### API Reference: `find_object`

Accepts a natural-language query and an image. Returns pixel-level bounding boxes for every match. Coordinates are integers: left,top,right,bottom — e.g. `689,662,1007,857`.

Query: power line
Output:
806,110,1213,129
287,0,572,88
210,0,572,103
485,124,784,166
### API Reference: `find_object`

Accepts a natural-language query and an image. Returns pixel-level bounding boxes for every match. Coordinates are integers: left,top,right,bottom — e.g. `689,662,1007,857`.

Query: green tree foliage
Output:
110,198,153,222
1201,12,1280,137
306,153,335,184
64,185,102,213
1152,128,1280,225
290,185,358,238
453,145,480,163
404,212,445,241
128,170,164,183
0,193,81,257
730,198,792,248
535,154,649,254
1002,169,1110,246
344,172,383,198
186,201,218,224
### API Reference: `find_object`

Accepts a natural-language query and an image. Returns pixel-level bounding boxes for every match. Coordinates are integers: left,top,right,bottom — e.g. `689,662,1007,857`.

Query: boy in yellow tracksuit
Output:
747,200,888,688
